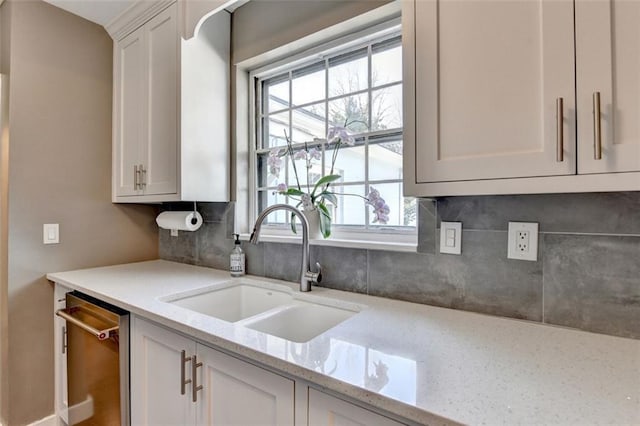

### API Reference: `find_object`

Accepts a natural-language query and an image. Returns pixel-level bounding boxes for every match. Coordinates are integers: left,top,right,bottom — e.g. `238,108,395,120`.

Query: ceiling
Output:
43,0,136,26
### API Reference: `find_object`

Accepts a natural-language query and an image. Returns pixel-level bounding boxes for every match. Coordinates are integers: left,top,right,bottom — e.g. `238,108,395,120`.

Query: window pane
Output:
369,183,416,227
257,152,284,188
263,74,289,113
292,62,325,106
287,149,323,188
369,140,403,180
258,190,287,224
371,84,402,131
332,185,365,226
328,48,368,97
292,102,326,144
372,40,402,86
325,144,365,183
329,93,369,134
264,112,289,148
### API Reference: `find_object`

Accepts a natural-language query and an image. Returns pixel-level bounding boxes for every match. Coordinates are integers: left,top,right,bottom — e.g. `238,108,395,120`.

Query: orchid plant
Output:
268,126,391,238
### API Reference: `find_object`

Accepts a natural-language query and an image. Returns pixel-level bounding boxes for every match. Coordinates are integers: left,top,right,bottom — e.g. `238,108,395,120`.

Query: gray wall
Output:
232,0,392,63
160,192,640,340
1,1,159,424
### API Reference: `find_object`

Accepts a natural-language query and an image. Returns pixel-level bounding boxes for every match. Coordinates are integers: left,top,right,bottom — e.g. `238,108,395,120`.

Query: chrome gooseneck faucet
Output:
249,204,322,292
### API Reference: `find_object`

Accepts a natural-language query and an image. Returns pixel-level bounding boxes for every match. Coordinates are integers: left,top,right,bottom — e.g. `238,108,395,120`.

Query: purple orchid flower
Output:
327,126,355,146
366,186,390,224
268,149,283,177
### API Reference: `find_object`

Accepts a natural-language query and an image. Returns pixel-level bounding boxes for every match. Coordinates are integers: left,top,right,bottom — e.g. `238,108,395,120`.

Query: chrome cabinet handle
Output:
192,354,203,403
556,97,564,162
61,326,67,354
134,165,141,190
140,164,147,188
593,92,602,160
180,350,192,396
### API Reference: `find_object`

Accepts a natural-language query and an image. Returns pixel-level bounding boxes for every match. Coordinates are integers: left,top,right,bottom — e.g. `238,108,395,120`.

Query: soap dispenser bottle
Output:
230,234,245,277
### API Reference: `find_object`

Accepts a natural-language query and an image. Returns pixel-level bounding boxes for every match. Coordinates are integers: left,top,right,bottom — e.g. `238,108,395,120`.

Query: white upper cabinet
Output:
575,0,640,174
404,0,640,197
113,2,230,202
413,0,575,183
114,26,146,197
144,6,179,196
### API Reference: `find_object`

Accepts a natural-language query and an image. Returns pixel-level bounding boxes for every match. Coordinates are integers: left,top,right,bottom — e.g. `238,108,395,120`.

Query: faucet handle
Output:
304,262,322,285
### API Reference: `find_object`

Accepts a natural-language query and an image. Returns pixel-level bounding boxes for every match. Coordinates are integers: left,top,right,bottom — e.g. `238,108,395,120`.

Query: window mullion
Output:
365,43,373,230
285,71,293,221
323,57,329,180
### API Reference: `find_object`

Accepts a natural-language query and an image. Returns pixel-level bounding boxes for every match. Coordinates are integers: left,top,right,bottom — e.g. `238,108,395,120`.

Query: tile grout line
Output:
438,228,640,238
540,233,545,324
365,249,370,296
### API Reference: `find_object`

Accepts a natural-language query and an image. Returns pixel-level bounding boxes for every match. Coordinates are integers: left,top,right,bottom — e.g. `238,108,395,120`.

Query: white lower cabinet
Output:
131,317,196,425
308,389,404,426
130,316,295,426
53,284,71,425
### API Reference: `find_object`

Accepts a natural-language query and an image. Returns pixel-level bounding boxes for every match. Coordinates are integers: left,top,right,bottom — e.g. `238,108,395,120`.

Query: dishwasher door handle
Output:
56,307,118,341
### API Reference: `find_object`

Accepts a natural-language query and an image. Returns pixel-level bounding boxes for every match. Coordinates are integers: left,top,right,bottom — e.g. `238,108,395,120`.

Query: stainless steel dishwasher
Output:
56,291,130,425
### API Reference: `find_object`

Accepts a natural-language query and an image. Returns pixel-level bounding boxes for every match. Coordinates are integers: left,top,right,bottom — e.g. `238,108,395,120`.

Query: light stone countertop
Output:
47,260,640,425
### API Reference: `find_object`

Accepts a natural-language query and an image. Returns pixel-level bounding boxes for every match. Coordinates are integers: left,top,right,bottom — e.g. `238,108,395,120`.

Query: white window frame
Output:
235,8,416,251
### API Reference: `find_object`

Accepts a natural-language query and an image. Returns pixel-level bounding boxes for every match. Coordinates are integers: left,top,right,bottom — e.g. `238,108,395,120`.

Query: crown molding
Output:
106,0,175,40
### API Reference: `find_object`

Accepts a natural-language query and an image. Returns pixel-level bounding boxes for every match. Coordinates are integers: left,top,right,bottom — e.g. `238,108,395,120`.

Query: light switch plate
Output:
43,223,59,244
507,222,538,261
440,222,462,255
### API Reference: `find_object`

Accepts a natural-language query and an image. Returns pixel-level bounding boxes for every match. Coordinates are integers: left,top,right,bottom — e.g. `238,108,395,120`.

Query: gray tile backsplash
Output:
543,234,640,339
436,192,640,234
159,192,640,339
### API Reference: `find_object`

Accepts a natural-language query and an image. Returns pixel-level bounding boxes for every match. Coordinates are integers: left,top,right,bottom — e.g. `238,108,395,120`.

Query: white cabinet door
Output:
196,344,294,426
131,317,196,426
308,389,403,426
54,284,71,425
114,26,145,197
130,318,295,426
143,3,178,195
575,0,640,174
413,0,575,182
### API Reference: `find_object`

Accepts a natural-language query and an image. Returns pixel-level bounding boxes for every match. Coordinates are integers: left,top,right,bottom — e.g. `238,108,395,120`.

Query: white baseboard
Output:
28,394,93,426
27,414,56,426
68,394,93,424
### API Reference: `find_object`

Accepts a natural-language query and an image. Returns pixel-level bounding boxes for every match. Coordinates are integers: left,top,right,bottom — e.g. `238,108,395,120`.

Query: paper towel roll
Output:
156,211,203,232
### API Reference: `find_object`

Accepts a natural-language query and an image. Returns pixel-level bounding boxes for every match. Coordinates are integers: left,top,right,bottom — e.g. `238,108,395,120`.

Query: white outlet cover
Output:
440,222,462,255
507,222,538,261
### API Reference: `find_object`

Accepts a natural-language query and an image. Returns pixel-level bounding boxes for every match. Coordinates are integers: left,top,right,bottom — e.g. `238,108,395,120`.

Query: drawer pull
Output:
181,350,192,396
192,354,203,402
593,92,602,160
556,97,564,162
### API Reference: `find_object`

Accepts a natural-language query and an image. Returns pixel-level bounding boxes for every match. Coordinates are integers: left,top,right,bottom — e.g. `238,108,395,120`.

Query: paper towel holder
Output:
191,201,198,225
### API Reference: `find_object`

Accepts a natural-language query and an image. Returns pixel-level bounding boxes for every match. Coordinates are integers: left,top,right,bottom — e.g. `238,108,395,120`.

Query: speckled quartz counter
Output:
47,260,640,425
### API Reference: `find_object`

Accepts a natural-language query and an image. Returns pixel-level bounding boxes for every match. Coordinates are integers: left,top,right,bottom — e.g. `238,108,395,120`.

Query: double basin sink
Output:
161,280,362,343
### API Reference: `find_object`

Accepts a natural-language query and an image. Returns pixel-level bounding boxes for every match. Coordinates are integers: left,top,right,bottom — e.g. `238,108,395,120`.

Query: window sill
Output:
238,233,417,253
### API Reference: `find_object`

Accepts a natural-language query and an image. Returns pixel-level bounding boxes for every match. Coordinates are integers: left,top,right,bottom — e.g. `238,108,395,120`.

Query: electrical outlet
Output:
508,222,538,261
516,230,530,252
